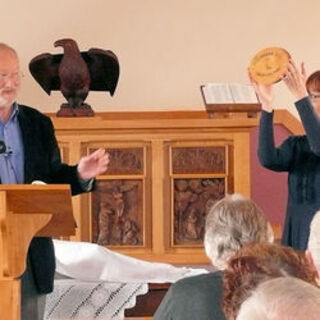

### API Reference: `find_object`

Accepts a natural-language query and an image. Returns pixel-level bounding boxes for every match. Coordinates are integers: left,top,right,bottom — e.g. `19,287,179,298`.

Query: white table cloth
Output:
44,240,208,319
45,279,148,320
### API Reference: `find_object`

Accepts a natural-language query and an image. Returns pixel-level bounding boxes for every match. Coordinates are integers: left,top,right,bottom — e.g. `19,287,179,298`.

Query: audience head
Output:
222,242,318,320
236,277,320,320
308,210,320,274
204,193,273,269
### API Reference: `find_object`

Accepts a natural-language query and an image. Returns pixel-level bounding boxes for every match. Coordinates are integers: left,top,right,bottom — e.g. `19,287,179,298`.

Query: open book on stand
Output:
200,83,261,118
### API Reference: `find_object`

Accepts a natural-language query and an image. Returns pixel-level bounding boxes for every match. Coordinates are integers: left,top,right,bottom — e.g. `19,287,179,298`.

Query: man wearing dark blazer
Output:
0,43,110,319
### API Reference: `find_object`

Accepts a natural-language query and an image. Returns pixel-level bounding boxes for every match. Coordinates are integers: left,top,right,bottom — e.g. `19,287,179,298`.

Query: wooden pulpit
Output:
0,184,75,320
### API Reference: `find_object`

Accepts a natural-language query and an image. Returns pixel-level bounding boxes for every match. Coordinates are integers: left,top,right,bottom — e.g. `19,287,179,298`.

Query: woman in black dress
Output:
252,60,320,250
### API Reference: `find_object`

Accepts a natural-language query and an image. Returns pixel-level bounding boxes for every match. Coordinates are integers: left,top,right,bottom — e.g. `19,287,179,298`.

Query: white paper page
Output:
202,85,215,104
203,83,234,103
229,83,258,103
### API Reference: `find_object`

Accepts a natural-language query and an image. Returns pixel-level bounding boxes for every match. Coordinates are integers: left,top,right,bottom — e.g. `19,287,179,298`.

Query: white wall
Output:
1,0,319,116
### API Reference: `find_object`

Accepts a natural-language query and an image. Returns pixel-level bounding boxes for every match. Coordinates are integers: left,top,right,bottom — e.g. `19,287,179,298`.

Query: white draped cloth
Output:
53,240,207,283
44,240,208,320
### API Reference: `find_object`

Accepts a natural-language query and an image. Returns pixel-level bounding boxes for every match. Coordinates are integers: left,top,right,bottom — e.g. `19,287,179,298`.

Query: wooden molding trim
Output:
47,109,303,134
46,110,208,120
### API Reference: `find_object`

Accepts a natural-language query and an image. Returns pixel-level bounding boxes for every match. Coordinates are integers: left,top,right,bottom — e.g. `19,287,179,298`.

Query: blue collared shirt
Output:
0,102,24,183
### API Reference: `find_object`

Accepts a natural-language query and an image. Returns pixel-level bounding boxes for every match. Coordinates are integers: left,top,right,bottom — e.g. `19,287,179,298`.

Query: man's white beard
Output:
0,95,14,108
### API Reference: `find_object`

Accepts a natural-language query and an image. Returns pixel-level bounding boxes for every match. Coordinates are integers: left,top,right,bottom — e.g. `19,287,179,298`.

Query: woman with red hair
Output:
222,242,318,320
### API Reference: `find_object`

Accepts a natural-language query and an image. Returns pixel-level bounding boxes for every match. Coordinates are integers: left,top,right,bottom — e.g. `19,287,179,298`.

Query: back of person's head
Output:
204,194,273,269
236,277,320,320
306,71,320,93
308,210,320,273
222,242,318,320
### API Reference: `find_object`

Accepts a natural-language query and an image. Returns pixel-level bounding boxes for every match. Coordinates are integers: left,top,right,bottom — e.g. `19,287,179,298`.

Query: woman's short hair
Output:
306,71,320,93
204,194,273,269
237,277,320,320
222,242,318,320
308,210,320,272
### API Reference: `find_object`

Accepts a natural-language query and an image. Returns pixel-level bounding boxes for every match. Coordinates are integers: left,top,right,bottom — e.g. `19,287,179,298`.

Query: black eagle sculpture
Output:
29,38,120,116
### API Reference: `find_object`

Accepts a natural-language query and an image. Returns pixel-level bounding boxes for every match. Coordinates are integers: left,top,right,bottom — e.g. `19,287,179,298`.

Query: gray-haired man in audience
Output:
153,193,274,320
236,277,320,320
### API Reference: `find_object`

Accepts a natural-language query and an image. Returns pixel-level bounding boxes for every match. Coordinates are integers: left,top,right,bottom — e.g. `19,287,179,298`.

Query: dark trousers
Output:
21,256,46,320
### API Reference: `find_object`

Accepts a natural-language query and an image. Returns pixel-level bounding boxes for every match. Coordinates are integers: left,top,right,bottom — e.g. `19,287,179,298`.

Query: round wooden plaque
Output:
249,47,290,84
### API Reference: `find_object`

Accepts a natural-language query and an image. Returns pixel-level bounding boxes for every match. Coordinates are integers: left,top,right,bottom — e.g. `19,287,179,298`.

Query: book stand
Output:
200,85,261,119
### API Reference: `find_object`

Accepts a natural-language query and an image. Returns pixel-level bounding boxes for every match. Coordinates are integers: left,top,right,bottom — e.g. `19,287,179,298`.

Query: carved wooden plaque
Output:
92,180,143,246
249,47,290,84
171,147,226,174
90,147,144,175
173,178,225,245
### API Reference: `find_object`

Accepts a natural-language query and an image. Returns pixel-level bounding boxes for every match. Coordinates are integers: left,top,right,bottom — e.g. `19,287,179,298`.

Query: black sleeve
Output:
295,96,320,156
257,110,296,172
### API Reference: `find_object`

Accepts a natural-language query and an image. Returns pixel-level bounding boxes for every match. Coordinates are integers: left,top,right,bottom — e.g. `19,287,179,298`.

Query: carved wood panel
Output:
172,146,226,174
170,145,229,246
92,180,143,246
173,178,225,245
106,148,144,175
89,147,144,175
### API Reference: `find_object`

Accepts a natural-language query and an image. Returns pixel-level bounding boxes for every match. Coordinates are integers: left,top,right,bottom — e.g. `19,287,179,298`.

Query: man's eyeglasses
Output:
0,71,24,82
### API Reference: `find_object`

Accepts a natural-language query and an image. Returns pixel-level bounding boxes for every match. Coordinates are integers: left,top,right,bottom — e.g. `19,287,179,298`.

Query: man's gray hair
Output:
308,210,320,272
236,277,320,320
0,43,18,56
204,194,273,269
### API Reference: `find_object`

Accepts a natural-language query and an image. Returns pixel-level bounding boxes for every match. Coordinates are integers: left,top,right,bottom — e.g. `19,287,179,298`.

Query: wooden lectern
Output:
0,184,75,320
